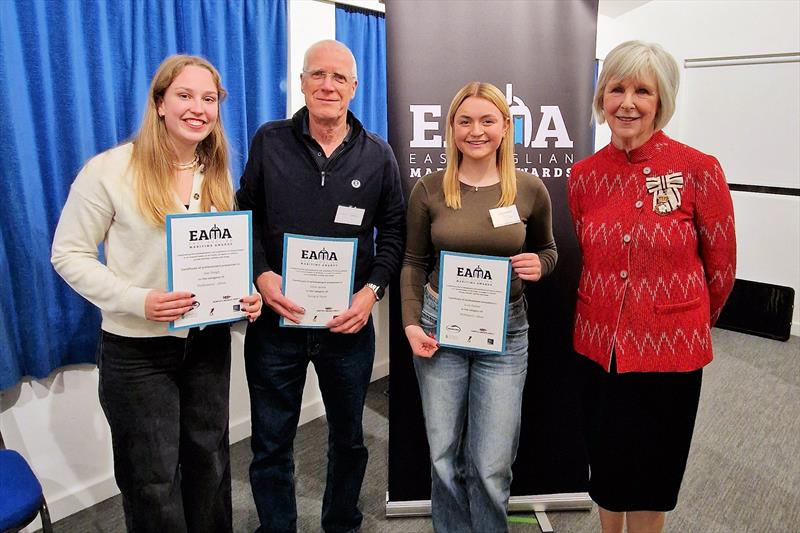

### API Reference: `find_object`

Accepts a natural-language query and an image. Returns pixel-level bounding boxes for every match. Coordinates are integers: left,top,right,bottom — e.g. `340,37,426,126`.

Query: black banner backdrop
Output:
386,0,599,514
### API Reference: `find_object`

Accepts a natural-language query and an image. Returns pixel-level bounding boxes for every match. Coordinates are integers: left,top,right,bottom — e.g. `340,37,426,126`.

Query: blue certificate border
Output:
166,210,253,331
280,233,358,328
436,250,512,354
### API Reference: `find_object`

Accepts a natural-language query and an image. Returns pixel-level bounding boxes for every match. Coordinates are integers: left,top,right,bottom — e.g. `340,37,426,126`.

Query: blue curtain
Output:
0,0,287,390
335,4,387,139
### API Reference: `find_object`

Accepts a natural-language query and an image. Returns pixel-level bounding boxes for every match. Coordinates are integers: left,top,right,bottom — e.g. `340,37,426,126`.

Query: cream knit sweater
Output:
51,143,207,338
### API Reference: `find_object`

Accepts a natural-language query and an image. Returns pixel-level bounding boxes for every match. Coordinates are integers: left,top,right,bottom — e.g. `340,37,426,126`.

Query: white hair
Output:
594,40,680,131
302,39,358,80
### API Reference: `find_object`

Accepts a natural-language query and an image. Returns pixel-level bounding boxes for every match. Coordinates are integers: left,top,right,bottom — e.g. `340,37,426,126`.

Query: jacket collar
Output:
604,130,671,164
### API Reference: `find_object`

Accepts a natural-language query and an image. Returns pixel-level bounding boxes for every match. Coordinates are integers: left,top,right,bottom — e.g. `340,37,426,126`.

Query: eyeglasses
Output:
303,69,352,86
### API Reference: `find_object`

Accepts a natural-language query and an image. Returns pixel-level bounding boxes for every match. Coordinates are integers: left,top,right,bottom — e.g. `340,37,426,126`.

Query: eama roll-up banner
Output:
385,0,599,514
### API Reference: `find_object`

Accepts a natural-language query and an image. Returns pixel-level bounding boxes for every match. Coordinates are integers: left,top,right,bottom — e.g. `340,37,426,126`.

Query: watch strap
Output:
365,282,383,301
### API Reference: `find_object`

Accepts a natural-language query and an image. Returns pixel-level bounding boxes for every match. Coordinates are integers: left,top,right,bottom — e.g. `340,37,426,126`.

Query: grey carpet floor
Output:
51,328,799,532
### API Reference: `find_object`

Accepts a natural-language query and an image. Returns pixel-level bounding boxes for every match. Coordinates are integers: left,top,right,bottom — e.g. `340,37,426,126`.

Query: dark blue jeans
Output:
245,317,375,533
98,325,232,533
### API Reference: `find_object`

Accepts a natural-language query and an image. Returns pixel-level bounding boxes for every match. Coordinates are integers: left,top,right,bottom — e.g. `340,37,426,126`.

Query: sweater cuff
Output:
120,286,152,319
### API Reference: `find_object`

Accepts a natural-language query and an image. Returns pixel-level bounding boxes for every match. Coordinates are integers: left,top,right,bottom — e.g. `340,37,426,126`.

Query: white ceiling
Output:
599,0,652,18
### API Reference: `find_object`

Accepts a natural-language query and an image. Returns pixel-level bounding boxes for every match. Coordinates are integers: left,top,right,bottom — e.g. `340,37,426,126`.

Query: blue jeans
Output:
245,316,375,533
414,289,529,533
98,326,232,533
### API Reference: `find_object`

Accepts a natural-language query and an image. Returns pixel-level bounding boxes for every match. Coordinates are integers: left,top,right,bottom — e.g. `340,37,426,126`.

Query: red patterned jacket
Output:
568,131,736,372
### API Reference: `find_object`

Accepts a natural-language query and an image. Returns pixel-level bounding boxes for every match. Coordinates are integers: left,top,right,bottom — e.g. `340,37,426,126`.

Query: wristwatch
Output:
364,282,385,301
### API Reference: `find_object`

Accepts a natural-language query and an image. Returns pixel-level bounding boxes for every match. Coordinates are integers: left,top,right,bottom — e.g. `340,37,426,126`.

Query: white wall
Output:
596,0,800,335
0,0,388,529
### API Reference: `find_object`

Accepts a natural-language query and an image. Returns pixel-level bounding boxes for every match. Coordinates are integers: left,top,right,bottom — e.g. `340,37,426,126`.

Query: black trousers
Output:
98,325,232,533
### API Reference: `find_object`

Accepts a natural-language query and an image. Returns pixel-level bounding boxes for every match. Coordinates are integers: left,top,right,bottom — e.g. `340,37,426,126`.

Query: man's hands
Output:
256,272,377,333
326,286,377,334
256,271,304,323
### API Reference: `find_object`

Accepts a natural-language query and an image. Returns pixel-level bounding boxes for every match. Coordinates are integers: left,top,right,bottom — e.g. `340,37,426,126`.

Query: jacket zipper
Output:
318,140,352,188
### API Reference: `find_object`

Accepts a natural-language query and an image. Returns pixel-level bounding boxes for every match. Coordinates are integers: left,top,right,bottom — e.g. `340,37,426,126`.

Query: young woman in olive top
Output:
400,81,557,533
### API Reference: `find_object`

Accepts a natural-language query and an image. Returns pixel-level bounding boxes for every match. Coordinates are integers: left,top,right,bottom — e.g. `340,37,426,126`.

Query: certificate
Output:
437,251,511,354
166,211,252,330
281,233,357,328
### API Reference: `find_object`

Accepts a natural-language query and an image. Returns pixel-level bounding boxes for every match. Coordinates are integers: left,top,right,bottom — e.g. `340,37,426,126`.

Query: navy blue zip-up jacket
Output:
237,108,405,312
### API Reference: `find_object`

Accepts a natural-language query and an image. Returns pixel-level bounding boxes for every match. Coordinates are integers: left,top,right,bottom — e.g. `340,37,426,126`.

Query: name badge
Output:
334,205,365,226
489,205,521,228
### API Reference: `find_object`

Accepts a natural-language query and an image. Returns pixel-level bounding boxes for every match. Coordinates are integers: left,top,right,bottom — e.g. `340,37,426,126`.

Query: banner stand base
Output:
385,491,593,519
535,511,553,532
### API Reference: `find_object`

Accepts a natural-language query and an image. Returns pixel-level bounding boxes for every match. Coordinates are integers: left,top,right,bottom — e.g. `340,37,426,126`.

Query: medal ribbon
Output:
645,172,683,212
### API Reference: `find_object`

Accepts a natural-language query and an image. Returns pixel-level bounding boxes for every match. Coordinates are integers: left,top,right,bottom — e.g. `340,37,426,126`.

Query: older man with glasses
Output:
237,40,405,533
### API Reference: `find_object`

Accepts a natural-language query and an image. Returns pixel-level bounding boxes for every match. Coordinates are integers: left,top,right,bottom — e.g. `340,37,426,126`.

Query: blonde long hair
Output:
131,55,233,226
443,82,516,210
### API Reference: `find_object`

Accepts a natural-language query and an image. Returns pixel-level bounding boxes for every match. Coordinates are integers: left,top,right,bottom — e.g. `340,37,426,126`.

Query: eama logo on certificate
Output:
189,223,232,241
456,265,492,280
300,248,338,261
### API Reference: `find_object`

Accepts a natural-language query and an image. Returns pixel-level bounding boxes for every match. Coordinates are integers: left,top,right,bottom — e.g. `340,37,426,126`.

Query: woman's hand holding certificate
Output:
145,290,196,322
510,252,542,281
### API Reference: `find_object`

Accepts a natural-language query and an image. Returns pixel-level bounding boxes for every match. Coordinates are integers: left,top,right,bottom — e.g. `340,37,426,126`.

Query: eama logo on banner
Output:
505,84,572,149
408,83,574,179
409,84,572,149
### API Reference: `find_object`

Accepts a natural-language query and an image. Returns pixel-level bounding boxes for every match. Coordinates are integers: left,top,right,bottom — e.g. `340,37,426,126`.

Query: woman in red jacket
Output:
568,40,736,533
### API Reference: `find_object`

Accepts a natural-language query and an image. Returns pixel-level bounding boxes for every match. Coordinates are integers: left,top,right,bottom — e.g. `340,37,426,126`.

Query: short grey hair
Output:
593,40,680,131
302,39,358,81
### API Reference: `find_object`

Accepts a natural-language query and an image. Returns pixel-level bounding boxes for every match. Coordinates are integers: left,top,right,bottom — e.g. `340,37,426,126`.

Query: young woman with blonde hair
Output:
401,81,558,532
52,55,261,532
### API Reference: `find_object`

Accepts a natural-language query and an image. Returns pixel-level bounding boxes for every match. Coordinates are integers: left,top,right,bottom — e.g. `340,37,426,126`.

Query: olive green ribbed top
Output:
400,170,558,327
